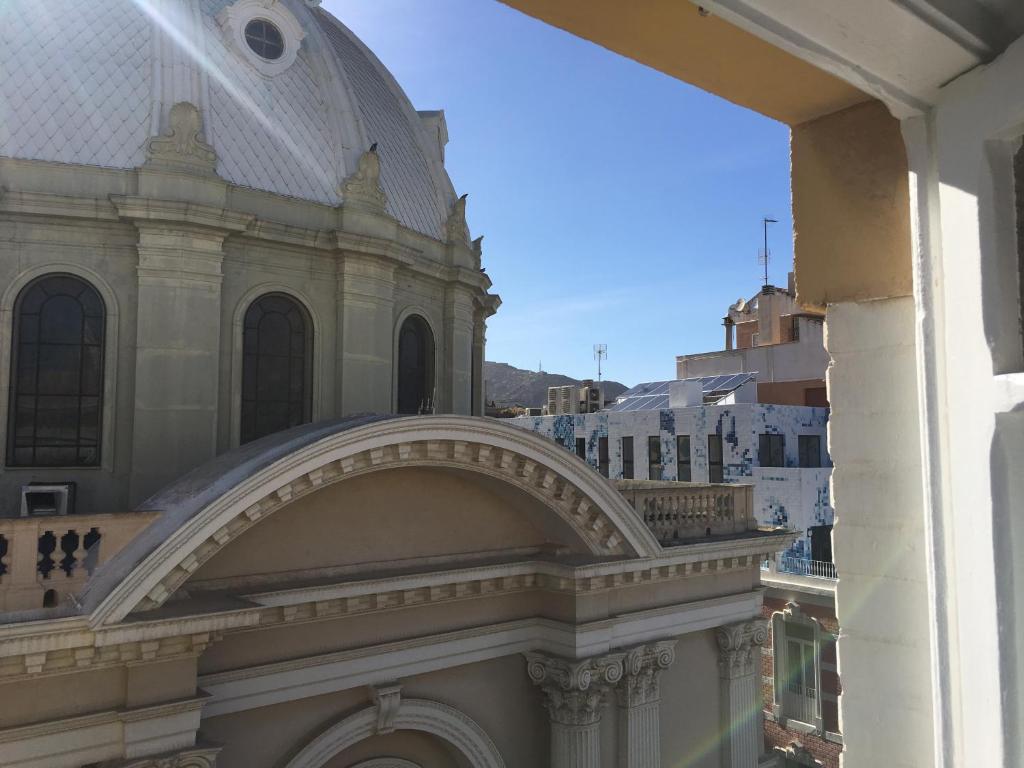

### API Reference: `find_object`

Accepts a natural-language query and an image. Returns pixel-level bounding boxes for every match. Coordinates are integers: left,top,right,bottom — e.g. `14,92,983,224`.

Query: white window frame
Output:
771,602,824,734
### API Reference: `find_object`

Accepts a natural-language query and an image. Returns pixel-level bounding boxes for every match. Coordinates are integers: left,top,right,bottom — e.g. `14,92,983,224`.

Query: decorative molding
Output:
99,745,221,768
716,618,768,679
283,698,504,768
524,650,625,726
341,145,388,214
446,194,469,246
88,416,663,625
350,761,420,768
615,640,677,708
217,0,306,77
372,684,402,735
144,102,216,177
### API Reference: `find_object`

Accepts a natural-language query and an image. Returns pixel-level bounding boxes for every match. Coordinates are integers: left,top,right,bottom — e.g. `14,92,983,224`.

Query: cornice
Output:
0,189,121,221
110,195,255,233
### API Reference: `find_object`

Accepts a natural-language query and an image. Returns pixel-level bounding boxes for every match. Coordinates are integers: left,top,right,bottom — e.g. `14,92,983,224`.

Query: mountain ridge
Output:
484,361,629,408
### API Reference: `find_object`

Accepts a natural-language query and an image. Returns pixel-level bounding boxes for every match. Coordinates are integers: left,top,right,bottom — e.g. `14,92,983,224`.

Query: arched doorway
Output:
397,315,434,414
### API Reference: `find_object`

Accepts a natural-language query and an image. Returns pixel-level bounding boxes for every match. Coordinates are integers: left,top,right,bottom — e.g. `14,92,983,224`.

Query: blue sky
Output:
325,0,794,386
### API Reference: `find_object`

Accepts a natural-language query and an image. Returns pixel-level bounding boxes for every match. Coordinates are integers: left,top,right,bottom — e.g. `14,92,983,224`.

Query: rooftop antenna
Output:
759,217,778,288
593,344,608,382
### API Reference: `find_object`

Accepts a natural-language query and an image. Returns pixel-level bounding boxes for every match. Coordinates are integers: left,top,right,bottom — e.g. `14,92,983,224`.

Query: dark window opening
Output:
810,524,834,564
244,19,285,60
647,436,662,480
759,433,785,467
397,315,435,414
598,436,609,477
799,434,822,468
676,434,691,481
575,437,586,461
42,588,57,608
7,274,105,467
621,436,634,479
240,293,312,444
708,434,724,483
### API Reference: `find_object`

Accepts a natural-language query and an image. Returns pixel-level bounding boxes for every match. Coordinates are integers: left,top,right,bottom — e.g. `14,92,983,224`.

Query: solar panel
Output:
609,372,758,411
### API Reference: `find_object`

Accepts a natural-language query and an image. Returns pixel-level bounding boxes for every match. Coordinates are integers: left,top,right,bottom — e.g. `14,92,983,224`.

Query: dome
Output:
0,0,454,240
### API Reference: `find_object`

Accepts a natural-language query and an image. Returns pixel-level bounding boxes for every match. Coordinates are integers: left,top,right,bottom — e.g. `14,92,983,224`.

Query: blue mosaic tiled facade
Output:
515,404,833,558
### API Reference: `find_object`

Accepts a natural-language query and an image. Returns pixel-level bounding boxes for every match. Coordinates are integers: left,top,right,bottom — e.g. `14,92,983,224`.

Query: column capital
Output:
525,651,625,726
616,640,678,708
99,744,221,768
716,618,768,679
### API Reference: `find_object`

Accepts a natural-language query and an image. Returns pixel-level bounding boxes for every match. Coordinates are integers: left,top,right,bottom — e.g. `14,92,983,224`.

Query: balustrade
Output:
0,512,157,612
614,480,756,543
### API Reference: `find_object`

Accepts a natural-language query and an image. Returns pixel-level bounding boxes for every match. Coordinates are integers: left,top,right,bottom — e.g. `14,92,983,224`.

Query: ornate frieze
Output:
716,618,768,679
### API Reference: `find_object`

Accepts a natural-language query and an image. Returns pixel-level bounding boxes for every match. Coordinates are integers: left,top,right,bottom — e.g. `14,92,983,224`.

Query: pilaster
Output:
336,252,397,415
616,641,677,768
524,651,625,768
443,284,475,415
113,197,252,505
717,619,769,768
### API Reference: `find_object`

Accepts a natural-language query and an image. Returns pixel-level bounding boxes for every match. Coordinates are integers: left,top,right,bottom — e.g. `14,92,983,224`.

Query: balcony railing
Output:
614,480,756,543
0,512,157,613
762,554,837,580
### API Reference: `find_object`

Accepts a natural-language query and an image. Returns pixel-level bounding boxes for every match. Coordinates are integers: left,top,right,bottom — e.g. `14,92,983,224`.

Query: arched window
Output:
397,315,434,414
7,275,105,467
240,293,312,444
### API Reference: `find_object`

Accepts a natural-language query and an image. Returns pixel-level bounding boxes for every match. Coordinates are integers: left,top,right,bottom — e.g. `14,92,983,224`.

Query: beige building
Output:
0,3,794,768
676,275,828,407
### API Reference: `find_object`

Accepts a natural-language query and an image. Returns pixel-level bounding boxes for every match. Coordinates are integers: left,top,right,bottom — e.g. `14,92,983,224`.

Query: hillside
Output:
484,361,629,408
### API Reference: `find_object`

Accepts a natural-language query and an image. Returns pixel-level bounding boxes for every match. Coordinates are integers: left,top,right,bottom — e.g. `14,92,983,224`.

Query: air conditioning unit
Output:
20,482,76,517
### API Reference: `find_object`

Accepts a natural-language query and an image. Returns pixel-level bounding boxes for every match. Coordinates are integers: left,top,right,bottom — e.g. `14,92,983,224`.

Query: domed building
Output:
0,3,793,768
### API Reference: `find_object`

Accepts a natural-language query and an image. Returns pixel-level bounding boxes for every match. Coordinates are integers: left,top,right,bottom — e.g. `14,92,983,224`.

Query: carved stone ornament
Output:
145,102,217,176
779,740,823,766
524,651,625,726
99,745,221,768
615,640,678,708
372,683,403,735
471,235,484,268
446,193,470,246
342,145,388,213
716,619,769,679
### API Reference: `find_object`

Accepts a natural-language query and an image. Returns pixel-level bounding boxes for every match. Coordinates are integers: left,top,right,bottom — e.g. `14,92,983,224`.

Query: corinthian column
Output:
524,651,625,768
616,640,677,768
716,619,768,768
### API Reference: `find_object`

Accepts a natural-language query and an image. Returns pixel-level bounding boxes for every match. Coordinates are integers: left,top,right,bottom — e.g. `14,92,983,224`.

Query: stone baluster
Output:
525,651,625,768
616,640,677,768
716,619,769,768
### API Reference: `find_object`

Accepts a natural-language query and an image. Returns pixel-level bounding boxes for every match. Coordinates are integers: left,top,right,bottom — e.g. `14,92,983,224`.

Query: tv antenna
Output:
758,217,778,287
593,344,608,382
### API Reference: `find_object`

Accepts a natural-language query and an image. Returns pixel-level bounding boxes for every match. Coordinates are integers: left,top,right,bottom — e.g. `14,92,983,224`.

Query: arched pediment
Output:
83,415,659,626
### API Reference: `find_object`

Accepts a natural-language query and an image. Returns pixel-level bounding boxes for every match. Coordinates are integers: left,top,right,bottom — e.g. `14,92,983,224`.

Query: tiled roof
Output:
0,0,453,241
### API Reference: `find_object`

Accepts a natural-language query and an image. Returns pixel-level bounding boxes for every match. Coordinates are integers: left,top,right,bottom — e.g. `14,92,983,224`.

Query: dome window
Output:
244,19,285,61
218,0,306,76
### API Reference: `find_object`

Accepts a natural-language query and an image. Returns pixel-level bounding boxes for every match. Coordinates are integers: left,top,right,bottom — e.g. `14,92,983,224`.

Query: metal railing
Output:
778,555,837,580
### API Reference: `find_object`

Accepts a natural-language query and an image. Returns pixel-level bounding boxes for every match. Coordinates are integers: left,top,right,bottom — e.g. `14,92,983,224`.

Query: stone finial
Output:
472,235,484,267
446,193,469,246
715,619,768,679
371,683,403,735
524,651,625,726
145,102,216,176
341,144,388,214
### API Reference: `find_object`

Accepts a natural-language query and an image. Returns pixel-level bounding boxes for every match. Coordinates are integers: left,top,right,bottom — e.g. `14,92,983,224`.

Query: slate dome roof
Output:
0,0,454,239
